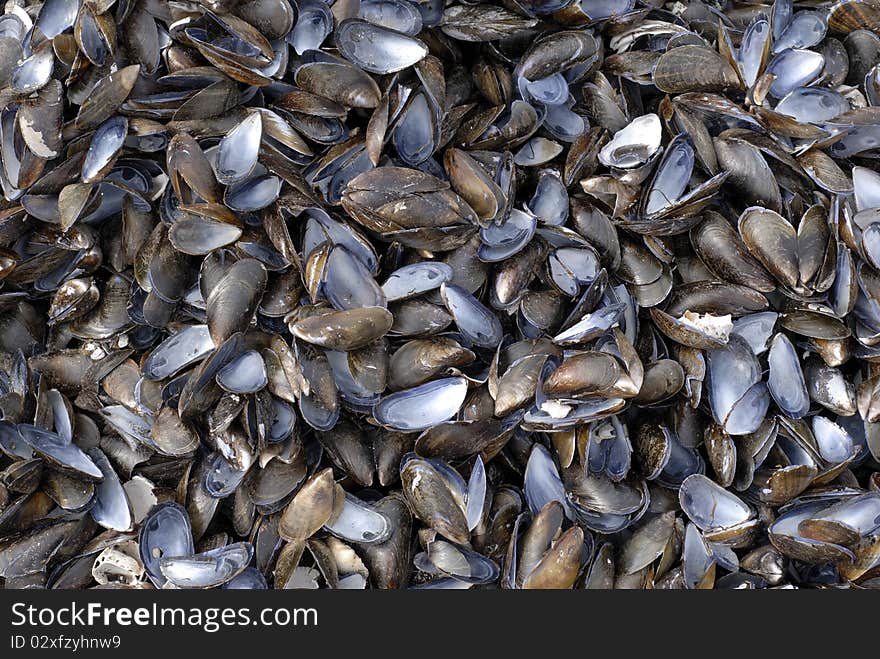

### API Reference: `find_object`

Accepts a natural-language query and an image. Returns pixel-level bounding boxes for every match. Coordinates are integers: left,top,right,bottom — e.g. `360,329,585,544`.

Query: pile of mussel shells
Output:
1,0,880,591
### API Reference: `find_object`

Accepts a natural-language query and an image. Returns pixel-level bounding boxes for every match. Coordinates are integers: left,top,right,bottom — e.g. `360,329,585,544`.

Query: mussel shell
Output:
160,542,253,589
18,425,102,481
335,20,428,74
374,377,469,432
139,502,195,587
